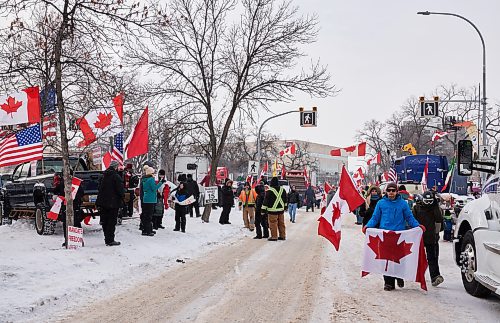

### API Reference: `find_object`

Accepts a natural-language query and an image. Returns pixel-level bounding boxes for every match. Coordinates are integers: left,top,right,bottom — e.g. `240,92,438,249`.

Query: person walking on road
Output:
363,182,422,291
141,167,165,236
360,185,382,226
239,182,257,231
185,174,201,218
305,185,315,212
219,178,234,225
96,160,125,246
173,182,188,232
262,177,287,241
412,190,445,287
287,185,300,223
254,179,269,239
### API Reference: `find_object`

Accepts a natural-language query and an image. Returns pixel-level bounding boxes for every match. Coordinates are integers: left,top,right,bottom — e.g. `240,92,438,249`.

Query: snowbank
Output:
0,207,250,322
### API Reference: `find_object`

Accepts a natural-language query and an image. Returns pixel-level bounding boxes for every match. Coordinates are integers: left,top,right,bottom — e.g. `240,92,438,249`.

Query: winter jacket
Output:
239,189,258,207
185,178,200,198
361,196,382,226
366,195,420,231
305,186,315,202
288,190,300,204
326,189,336,206
142,176,164,204
96,167,125,210
262,185,288,215
255,183,266,209
412,202,443,244
221,185,234,206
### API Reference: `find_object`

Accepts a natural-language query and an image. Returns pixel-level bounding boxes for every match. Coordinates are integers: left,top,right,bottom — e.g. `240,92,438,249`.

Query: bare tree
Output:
128,0,336,221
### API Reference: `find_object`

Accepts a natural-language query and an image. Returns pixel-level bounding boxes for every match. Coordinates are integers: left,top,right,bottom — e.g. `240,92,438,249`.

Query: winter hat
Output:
125,163,133,170
224,178,232,185
386,182,398,191
109,160,120,169
158,169,166,176
145,166,155,176
270,177,279,187
398,184,407,191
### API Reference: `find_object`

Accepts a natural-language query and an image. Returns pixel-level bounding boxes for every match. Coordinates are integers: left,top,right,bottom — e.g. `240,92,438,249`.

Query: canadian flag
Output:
124,107,149,160
47,196,65,220
303,167,309,186
361,227,428,291
77,94,124,147
352,167,365,184
71,177,82,199
279,143,296,157
0,87,41,127
421,157,429,193
324,182,332,194
431,131,449,142
318,166,365,250
330,142,366,157
102,151,112,170
366,152,381,166
281,164,286,179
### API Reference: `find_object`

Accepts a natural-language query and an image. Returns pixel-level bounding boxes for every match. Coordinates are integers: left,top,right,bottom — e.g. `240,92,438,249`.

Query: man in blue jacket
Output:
363,182,423,291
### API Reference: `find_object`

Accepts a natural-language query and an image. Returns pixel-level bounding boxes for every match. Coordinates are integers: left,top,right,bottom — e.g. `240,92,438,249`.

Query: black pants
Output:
306,201,314,212
254,206,269,238
100,208,119,244
175,205,187,231
189,200,200,217
127,189,134,217
383,276,404,288
425,243,441,280
152,216,163,229
219,205,232,224
141,203,154,234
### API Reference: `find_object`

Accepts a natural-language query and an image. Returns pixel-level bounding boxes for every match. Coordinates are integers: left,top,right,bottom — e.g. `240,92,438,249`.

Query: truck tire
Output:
460,230,492,297
35,203,55,235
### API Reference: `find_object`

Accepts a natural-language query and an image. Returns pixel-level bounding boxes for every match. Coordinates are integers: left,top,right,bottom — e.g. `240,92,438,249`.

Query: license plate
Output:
89,195,97,203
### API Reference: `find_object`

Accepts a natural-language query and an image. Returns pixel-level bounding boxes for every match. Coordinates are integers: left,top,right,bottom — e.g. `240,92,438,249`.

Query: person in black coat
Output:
54,173,84,247
305,185,315,212
287,186,300,223
254,178,269,239
412,191,444,286
95,160,125,246
360,185,382,226
219,178,234,224
185,174,201,217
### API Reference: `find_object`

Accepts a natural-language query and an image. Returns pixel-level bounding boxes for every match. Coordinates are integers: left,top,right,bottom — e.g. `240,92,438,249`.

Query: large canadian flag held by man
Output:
124,107,148,160
330,142,366,157
77,94,124,147
318,166,365,250
361,227,428,290
0,87,41,126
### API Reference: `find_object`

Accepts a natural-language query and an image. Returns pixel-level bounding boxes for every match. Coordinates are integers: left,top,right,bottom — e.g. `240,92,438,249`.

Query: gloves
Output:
419,224,426,232
362,226,367,234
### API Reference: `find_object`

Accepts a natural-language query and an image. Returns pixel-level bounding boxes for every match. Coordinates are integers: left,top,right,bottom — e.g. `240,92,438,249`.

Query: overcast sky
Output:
261,0,500,149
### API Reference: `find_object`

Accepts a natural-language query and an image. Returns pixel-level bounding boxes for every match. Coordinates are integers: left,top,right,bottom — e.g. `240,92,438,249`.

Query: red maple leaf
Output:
331,201,341,223
344,145,356,152
367,231,413,271
1,96,23,117
93,112,113,129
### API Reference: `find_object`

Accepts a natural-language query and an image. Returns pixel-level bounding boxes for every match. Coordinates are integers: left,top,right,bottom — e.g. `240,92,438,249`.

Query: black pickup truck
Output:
0,156,104,235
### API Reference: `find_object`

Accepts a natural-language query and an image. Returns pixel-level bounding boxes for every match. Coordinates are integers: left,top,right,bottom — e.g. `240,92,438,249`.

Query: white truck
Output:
173,154,209,183
454,140,500,297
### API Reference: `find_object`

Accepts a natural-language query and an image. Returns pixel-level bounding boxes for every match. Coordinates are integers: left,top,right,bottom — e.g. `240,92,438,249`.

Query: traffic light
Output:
457,140,473,176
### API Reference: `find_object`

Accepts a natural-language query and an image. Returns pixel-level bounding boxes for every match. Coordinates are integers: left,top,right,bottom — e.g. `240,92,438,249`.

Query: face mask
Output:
371,194,379,199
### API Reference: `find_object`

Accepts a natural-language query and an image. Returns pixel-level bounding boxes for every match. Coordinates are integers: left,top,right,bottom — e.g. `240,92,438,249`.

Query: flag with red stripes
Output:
0,124,43,167
43,113,57,138
111,132,124,165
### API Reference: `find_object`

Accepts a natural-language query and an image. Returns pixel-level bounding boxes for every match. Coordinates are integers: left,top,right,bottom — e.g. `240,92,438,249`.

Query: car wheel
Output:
34,203,55,235
459,230,491,297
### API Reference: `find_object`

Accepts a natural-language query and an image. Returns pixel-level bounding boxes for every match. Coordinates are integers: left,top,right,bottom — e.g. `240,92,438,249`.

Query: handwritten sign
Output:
68,226,83,249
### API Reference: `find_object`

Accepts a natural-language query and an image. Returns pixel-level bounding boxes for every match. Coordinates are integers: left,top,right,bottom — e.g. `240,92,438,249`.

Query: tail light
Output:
53,173,61,188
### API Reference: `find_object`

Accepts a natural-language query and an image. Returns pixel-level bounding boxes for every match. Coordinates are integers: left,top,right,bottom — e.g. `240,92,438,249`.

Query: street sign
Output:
479,145,492,160
300,110,317,127
420,101,439,118
204,186,219,204
248,160,258,175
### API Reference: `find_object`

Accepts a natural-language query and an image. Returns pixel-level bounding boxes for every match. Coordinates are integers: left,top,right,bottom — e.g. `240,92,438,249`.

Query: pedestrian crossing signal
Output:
419,96,439,118
300,110,317,127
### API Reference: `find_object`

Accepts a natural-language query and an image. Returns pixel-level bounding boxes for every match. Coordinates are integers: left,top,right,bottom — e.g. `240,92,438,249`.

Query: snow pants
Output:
268,212,286,239
255,206,269,238
242,206,255,230
425,243,441,280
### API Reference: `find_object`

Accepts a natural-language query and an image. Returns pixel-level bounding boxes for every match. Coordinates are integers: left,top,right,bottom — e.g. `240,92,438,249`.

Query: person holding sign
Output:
172,182,189,232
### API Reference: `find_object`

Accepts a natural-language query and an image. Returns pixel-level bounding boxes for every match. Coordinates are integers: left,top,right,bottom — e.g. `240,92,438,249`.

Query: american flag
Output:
388,166,398,183
42,113,57,138
111,132,124,165
0,125,43,167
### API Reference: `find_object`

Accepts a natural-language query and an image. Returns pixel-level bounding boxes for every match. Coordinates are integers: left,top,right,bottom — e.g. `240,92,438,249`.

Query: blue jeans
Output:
288,203,297,222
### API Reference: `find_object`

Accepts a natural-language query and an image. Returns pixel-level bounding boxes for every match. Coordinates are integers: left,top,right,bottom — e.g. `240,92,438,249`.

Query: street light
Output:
417,11,487,145
256,110,299,174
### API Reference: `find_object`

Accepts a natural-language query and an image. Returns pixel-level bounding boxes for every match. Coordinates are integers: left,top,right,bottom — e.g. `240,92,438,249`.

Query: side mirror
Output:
457,140,473,176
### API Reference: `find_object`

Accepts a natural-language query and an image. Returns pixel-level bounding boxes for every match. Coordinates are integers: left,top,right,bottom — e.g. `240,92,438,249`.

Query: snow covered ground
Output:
0,207,251,322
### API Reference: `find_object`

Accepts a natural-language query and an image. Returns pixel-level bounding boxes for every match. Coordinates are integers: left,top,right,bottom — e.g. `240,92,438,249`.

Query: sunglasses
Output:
386,189,397,192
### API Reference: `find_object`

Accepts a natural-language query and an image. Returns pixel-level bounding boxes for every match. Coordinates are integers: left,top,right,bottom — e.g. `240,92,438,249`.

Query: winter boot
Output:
432,275,444,287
